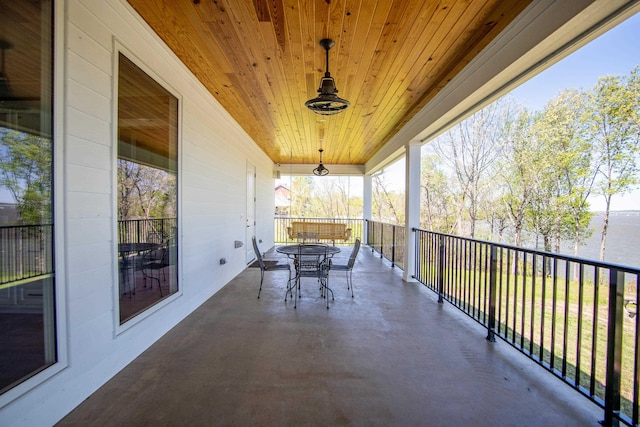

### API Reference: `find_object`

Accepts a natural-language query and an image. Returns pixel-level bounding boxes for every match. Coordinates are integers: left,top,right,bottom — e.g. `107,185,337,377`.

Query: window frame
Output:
112,42,183,335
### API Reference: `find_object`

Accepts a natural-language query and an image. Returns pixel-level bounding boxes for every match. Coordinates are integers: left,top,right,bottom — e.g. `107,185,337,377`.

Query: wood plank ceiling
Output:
127,0,532,167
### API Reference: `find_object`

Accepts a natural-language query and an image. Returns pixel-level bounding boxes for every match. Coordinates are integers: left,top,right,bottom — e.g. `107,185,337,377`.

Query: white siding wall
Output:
0,0,275,425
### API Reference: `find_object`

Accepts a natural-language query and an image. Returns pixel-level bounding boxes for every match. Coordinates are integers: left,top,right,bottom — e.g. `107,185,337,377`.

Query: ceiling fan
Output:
305,39,350,116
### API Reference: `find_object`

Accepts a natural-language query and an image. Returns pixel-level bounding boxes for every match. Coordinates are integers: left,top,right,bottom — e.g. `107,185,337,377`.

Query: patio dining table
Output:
276,244,341,308
275,244,341,259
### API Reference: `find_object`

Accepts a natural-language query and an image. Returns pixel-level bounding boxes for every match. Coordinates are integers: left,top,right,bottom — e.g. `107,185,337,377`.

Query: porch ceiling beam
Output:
274,163,366,177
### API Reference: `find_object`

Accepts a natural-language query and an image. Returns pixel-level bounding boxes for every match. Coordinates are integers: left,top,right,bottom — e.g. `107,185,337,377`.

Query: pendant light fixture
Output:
305,39,350,116
312,149,329,176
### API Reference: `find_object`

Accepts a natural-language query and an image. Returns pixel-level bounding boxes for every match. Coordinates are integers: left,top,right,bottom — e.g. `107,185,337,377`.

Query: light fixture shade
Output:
313,149,329,176
305,75,350,116
306,39,349,116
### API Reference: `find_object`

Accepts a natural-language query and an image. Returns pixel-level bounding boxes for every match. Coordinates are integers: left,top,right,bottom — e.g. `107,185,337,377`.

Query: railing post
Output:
413,228,419,282
486,244,497,342
391,226,396,267
603,268,624,427
437,234,444,303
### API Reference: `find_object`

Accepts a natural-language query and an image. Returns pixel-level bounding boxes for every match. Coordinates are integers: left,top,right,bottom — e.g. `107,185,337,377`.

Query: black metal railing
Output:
118,218,177,244
365,219,406,269
0,224,53,286
274,217,364,246
1,219,177,288
414,228,639,427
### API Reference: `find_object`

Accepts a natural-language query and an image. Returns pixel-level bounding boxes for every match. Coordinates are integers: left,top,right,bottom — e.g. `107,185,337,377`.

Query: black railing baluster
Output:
590,266,600,397
563,261,570,379
540,255,547,363
498,248,504,335
513,250,518,344
379,224,384,259
483,242,489,325
505,248,511,342
551,257,558,372
447,236,453,298
391,226,396,267
438,234,444,303
576,263,584,388
603,269,624,426
521,251,527,350
487,244,497,342
634,276,640,427
530,254,536,355
474,241,478,317
464,240,470,313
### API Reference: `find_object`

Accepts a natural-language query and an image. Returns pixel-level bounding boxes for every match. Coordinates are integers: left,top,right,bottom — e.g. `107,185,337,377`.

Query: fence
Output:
414,228,639,427
365,219,406,270
0,224,53,287
118,218,177,244
1,219,176,288
274,217,364,246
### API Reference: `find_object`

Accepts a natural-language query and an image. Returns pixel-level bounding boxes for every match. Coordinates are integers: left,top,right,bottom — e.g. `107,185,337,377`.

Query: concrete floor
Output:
58,246,603,426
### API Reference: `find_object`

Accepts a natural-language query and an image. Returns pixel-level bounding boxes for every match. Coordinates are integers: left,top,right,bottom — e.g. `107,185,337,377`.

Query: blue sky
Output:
510,12,640,112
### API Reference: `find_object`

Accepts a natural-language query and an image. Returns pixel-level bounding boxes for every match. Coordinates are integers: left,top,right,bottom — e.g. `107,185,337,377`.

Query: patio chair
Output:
330,237,360,297
252,236,291,299
142,240,170,297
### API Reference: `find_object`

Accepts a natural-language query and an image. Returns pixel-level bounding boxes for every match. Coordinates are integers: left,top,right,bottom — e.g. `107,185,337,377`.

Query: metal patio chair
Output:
330,237,360,297
252,236,291,299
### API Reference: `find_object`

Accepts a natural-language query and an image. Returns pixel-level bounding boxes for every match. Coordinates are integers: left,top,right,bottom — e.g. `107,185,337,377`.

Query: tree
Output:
117,160,176,220
420,154,456,233
497,109,538,247
281,176,363,219
372,174,403,224
530,89,594,255
0,129,52,224
314,176,361,219
430,98,511,237
587,68,640,260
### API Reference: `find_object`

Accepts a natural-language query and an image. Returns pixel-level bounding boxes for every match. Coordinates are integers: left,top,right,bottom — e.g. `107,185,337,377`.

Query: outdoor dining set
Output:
252,235,361,309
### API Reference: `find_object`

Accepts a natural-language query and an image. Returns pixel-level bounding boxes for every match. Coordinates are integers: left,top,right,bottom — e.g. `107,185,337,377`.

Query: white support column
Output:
363,174,372,244
403,141,421,282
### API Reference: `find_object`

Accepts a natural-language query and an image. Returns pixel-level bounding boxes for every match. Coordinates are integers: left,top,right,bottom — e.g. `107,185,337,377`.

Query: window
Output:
117,53,179,324
0,0,55,395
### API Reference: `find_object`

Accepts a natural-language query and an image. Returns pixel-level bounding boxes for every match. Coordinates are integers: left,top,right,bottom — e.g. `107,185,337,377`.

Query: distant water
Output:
559,212,640,268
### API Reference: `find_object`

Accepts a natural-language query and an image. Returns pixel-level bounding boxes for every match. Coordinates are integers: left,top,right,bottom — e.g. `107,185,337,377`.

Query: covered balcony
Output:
1,1,639,426
59,241,604,425
52,217,638,425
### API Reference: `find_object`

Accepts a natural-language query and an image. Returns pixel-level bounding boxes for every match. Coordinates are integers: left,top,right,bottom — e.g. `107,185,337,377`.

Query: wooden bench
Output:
287,222,352,243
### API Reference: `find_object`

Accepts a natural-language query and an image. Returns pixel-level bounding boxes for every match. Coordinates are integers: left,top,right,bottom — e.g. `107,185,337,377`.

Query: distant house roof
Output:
275,184,289,193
